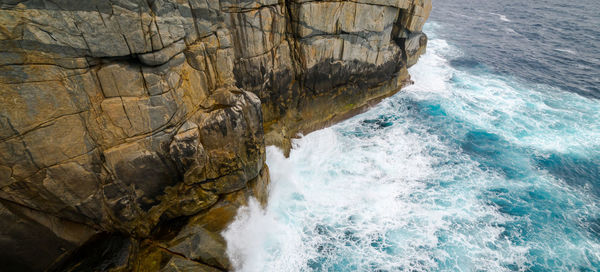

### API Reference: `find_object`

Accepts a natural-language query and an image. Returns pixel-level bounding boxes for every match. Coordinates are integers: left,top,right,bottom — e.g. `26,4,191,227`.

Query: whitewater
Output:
224,21,600,271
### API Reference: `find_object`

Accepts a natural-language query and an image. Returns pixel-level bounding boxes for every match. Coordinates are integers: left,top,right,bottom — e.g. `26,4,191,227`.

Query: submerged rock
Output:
0,0,429,270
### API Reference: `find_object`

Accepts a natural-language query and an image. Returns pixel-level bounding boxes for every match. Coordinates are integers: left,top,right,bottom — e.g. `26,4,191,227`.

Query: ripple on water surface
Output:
224,22,600,272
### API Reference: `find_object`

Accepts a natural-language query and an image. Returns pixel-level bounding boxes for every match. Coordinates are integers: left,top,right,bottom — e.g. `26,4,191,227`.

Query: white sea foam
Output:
503,27,519,35
554,48,577,55
225,127,527,271
225,39,527,271
224,23,600,272
490,12,511,22
409,35,600,156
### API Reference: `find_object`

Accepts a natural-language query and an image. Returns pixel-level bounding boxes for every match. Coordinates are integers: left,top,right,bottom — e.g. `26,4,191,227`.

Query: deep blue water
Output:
433,0,600,99
225,1,600,271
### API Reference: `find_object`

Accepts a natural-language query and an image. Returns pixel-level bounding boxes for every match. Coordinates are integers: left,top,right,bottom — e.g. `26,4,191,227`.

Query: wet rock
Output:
169,121,205,172
160,256,222,272
47,233,137,272
0,0,429,270
103,141,179,211
142,166,270,271
0,201,96,272
405,32,428,67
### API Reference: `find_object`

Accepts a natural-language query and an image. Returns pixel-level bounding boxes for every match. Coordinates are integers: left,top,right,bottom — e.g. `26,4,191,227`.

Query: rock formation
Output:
0,0,430,270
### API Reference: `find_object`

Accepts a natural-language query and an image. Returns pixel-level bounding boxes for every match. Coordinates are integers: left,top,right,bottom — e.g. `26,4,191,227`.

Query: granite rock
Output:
0,0,429,270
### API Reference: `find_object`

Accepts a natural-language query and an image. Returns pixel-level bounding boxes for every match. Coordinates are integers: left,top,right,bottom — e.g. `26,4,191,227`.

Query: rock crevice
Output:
0,0,430,270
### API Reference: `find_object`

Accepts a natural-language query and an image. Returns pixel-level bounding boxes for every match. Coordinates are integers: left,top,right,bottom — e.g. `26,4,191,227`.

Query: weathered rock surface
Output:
0,0,429,270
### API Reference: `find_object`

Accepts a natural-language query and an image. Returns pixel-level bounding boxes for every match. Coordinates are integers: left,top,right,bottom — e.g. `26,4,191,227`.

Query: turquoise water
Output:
224,22,600,272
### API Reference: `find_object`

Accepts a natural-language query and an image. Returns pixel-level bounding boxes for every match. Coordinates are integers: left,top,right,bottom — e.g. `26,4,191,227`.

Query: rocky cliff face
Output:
0,0,430,271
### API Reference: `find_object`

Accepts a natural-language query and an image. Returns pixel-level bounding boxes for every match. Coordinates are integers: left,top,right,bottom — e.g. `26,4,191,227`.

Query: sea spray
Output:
224,22,600,271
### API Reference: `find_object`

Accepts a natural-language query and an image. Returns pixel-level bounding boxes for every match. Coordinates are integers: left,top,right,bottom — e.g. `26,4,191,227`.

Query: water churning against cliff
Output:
224,6,600,272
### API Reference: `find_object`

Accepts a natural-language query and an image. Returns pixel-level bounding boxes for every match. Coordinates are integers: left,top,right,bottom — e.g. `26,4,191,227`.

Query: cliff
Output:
0,0,430,271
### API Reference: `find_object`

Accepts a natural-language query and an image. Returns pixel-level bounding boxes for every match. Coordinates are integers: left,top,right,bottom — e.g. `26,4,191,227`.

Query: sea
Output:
224,0,600,271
